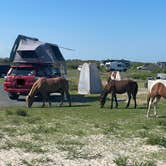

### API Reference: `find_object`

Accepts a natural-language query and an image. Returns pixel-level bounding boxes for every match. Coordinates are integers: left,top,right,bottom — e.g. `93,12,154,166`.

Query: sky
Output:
0,0,166,62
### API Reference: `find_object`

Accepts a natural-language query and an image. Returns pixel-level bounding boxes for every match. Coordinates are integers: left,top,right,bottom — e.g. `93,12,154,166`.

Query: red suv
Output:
4,64,60,99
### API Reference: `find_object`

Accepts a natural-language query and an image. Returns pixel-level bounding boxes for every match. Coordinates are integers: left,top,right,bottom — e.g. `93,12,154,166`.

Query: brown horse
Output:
26,77,71,108
100,80,138,109
147,82,166,118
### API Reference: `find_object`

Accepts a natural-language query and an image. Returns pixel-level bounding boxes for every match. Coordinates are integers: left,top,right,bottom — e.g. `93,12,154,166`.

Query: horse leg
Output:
132,93,137,109
114,93,118,108
48,93,51,107
147,97,153,118
41,92,48,107
110,93,114,109
59,91,64,107
126,92,131,108
66,90,71,107
41,96,46,107
153,96,160,117
147,93,150,109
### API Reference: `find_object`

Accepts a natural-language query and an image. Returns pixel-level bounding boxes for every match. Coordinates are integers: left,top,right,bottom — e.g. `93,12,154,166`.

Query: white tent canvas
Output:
78,63,102,94
108,71,128,80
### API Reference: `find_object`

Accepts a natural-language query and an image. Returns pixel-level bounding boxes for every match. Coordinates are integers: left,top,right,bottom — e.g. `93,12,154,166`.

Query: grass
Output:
0,69,166,165
0,100,165,164
113,156,157,166
113,156,128,166
146,135,166,148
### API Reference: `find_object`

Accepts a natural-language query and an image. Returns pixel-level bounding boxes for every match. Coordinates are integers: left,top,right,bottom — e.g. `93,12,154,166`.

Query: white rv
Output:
105,61,127,72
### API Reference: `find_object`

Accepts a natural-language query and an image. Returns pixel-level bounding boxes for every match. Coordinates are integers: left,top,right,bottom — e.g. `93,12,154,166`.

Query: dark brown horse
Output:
147,82,166,118
26,77,71,108
100,80,138,109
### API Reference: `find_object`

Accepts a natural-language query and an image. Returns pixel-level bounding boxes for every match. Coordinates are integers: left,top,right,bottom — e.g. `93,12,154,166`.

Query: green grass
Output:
0,69,166,165
113,156,157,166
0,98,166,138
0,78,5,83
146,135,166,148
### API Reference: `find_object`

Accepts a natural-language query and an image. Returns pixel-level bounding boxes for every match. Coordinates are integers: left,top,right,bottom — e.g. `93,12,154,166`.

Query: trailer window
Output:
18,51,38,59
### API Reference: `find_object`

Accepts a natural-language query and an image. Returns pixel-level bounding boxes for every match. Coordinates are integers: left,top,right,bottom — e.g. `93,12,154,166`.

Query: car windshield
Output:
37,66,61,77
9,66,61,77
10,67,35,76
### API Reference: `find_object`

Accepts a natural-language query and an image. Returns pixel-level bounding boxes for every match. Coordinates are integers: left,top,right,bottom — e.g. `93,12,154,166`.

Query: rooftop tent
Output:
78,63,103,94
10,35,65,64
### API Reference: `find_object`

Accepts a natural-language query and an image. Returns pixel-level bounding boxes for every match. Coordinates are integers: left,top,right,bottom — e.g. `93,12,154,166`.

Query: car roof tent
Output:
10,35,65,64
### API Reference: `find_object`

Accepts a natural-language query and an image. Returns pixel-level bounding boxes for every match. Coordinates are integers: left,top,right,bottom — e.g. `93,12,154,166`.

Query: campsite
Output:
0,60,166,166
1,1,166,166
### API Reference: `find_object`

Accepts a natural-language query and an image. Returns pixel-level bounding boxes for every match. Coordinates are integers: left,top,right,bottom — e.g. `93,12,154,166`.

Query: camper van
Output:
105,61,127,72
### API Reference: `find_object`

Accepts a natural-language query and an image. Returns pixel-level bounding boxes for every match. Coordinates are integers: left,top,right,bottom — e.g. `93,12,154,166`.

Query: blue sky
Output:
0,0,166,62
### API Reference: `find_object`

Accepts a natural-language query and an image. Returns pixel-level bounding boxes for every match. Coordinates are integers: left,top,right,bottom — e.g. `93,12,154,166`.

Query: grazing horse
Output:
26,77,71,108
147,82,166,118
100,80,138,109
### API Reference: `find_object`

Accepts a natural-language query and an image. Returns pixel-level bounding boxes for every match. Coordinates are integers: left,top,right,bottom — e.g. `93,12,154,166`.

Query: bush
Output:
16,109,28,117
113,156,128,166
146,135,166,148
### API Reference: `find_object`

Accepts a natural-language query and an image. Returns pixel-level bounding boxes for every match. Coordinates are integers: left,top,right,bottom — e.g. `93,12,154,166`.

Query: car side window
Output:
37,70,45,77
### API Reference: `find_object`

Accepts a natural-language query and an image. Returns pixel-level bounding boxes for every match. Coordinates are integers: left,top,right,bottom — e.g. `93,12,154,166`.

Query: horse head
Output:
26,94,34,108
99,84,110,108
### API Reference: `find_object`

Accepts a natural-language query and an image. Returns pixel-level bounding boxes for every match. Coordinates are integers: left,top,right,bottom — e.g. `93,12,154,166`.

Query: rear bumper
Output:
4,87,30,94
3,82,32,95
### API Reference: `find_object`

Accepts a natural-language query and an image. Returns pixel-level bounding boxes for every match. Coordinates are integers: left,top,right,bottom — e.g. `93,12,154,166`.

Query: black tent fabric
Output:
10,35,65,64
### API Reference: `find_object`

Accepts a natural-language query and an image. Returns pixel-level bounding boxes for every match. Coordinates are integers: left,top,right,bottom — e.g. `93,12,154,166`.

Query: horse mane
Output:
28,78,42,98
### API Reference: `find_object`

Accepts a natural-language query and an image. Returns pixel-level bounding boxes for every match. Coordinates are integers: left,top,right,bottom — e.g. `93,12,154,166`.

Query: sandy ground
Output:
0,134,165,166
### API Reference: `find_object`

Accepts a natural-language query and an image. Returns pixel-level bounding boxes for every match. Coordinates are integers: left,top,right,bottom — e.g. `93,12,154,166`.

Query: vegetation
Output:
0,57,9,65
113,156,156,166
0,60,166,165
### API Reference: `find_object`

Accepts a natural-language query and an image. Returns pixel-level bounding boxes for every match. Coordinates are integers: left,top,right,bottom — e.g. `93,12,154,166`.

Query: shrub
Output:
146,135,166,148
133,160,156,166
113,156,128,166
16,109,28,117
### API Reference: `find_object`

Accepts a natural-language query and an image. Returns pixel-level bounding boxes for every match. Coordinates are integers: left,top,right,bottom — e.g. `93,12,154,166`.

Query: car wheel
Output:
8,93,19,100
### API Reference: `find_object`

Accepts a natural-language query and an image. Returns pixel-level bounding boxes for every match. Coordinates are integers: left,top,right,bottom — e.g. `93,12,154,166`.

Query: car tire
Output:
8,93,19,100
